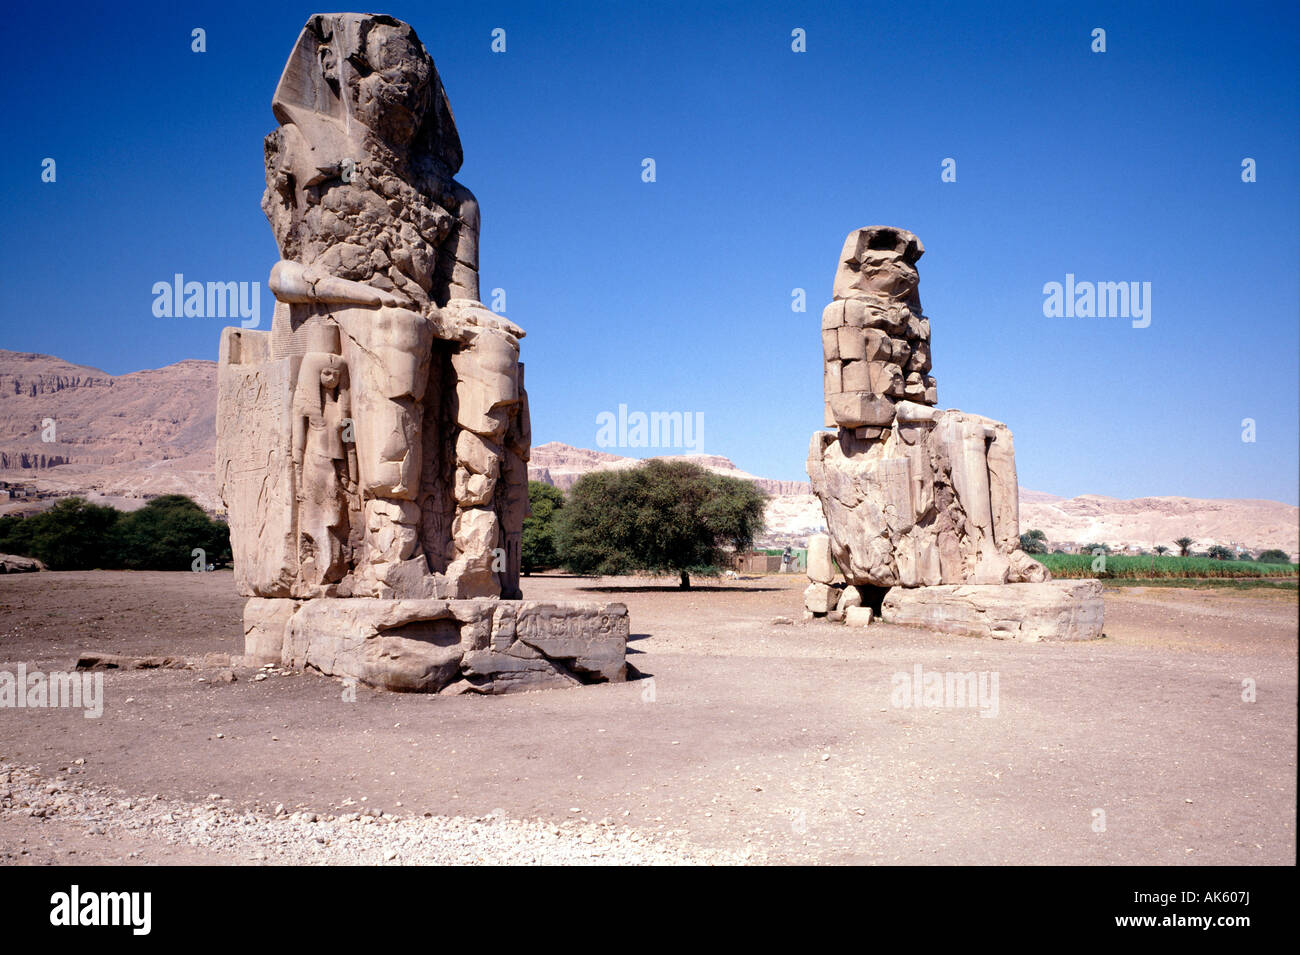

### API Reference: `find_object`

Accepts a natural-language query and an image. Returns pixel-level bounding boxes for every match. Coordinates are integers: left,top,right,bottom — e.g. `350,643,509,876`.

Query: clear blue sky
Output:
2,0,1297,503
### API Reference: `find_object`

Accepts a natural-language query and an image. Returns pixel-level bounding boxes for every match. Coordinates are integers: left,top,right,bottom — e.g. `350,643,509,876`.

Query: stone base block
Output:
243,597,629,693
881,580,1104,642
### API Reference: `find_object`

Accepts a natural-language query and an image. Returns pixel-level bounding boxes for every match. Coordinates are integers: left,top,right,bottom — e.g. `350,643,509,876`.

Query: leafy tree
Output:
113,495,230,571
1258,548,1291,564
1079,542,1110,555
1174,537,1194,557
556,460,767,589
521,481,565,575
0,494,229,571
1019,529,1047,555
1206,544,1234,561
1153,545,1169,555
14,497,121,570
0,514,37,557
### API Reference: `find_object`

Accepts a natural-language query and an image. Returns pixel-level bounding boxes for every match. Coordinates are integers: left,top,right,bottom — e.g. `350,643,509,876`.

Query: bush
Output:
114,495,231,571
0,494,229,571
556,460,767,588
2,497,121,570
1019,529,1047,554
521,481,565,574
1258,549,1292,564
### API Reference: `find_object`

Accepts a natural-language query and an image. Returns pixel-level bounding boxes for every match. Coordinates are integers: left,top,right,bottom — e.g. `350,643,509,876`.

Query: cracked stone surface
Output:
253,597,628,693
214,14,628,689
803,227,1096,639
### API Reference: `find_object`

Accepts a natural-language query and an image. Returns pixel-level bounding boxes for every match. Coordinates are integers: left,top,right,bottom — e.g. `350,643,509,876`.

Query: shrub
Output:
521,481,566,574
556,460,767,588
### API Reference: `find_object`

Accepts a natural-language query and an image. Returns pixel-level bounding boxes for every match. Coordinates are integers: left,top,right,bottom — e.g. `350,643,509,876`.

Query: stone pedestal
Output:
880,580,1104,642
243,597,628,693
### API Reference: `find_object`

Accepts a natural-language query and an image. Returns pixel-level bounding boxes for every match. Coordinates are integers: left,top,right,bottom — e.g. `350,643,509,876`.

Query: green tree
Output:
1153,545,1169,555
0,514,37,557
1258,548,1291,564
20,497,121,570
113,495,230,571
1174,537,1194,557
1206,544,1234,561
556,460,767,589
521,481,565,574
1019,529,1047,554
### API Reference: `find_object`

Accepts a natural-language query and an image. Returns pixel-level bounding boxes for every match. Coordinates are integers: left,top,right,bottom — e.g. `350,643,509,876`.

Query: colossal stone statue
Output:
217,13,628,691
805,227,1103,640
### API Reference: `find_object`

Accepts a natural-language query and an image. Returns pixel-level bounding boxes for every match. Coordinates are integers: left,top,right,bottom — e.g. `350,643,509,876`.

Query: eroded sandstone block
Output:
881,581,1104,642
265,597,628,693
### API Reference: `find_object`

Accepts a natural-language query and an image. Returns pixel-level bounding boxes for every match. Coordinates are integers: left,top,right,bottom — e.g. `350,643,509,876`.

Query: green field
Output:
1032,553,1298,580
1098,578,1297,591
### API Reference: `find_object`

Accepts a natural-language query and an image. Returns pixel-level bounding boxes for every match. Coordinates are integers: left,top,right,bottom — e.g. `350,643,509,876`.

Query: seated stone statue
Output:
218,12,530,602
808,226,1048,589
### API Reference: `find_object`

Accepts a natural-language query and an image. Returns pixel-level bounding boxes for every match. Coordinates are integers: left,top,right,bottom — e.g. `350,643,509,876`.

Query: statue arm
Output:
270,261,409,308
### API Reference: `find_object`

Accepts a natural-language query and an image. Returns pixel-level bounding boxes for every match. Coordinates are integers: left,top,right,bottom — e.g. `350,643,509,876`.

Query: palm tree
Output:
1154,545,1169,556
1174,537,1194,557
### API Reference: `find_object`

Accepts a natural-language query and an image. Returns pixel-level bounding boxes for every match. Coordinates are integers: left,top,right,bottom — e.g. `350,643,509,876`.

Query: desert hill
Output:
0,350,1294,556
0,350,219,511
527,441,811,497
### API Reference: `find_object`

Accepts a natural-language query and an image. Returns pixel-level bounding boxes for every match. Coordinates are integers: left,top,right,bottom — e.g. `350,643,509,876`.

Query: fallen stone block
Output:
844,606,874,627
881,580,1104,642
0,554,44,573
261,597,628,693
803,581,839,613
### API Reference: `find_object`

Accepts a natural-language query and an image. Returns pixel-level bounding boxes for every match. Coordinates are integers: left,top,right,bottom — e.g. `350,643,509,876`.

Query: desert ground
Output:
0,571,1294,865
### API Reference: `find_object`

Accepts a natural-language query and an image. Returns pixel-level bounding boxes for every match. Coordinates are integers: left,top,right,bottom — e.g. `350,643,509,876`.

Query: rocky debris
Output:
805,534,838,584
75,652,236,672
881,580,1105,641
247,598,629,693
802,534,867,622
0,553,43,573
0,761,758,866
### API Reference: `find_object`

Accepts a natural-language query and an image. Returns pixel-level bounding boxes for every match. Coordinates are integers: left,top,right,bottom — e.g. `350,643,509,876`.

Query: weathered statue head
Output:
832,226,924,306
262,13,476,309
270,13,460,166
821,226,936,431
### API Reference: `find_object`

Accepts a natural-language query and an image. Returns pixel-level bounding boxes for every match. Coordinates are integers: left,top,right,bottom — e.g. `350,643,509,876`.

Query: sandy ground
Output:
0,570,1294,865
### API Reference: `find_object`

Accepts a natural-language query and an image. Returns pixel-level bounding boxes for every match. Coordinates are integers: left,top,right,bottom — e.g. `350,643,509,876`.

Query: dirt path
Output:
0,571,1294,864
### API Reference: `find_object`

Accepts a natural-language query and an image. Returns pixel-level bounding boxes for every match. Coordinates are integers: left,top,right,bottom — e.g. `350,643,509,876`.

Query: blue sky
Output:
2,0,1297,503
